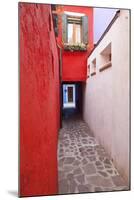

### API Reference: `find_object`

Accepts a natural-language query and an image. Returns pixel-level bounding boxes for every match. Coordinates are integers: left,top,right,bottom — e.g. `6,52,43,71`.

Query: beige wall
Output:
83,10,130,184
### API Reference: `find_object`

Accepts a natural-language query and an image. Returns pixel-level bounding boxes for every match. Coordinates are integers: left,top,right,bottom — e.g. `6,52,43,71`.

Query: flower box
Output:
63,43,87,52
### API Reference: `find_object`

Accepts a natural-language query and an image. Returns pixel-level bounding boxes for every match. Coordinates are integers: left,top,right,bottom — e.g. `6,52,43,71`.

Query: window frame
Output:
62,13,89,49
67,15,82,44
63,84,76,108
90,58,96,76
99,43,112,72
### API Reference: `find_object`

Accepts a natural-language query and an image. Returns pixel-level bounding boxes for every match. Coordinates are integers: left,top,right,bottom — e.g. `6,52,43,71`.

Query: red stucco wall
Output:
20,3,60,196
56,5,94,81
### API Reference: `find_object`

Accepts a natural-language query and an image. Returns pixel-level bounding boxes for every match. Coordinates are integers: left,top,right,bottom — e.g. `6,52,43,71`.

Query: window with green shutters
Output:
62,14,89,45
82,15,88,44
62,14,68,43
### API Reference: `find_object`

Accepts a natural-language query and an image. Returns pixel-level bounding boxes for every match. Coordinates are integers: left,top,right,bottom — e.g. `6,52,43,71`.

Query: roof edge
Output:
89,10,120,57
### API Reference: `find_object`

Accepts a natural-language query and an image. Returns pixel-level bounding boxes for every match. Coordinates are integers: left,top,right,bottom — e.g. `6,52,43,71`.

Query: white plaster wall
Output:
83,10,130,184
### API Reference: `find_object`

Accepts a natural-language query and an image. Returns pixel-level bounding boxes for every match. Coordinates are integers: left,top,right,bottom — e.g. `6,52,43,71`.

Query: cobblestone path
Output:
58,116,129,195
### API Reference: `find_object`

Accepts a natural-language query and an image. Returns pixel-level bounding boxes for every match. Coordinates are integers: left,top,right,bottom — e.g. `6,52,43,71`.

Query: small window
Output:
62,13,88,45
67,16,82,44
92,59,96,72
90,58,96,76
99,43,112,72
87,64,90,78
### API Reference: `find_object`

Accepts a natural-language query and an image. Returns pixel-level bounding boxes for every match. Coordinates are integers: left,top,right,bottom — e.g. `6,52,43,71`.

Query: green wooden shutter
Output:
82,15,88,44
52,14,58,37
62,14,68,43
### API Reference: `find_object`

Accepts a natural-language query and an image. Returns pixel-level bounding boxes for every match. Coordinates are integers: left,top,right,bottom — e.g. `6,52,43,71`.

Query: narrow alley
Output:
20,3,130,196
58,116,128,194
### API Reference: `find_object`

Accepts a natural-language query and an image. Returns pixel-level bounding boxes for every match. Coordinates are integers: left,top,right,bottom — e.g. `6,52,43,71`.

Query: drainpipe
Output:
57,44,62,80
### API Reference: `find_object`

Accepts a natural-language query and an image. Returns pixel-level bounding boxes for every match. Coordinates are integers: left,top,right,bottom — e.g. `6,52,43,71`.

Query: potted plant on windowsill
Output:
63,43,87,52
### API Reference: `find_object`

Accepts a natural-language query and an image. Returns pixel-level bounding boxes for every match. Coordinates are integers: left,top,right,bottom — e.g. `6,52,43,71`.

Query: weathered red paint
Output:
20,3,60,196
56,5,94,82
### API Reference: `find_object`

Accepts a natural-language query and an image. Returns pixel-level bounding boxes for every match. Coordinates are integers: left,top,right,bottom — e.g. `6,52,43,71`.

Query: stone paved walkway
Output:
58,116,129,195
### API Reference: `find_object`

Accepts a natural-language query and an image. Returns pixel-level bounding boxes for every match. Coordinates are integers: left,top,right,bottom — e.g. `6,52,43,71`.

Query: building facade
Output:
55,5,94,81
83,10,130,184
20,3,60,196
53,5,94,116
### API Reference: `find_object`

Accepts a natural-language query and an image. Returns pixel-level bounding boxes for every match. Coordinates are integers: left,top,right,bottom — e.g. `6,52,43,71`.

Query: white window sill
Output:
99,61,112,72
90,72,96,76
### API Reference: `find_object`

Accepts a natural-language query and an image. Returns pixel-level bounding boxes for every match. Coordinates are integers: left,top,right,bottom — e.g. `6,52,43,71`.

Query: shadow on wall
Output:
7,190,18,197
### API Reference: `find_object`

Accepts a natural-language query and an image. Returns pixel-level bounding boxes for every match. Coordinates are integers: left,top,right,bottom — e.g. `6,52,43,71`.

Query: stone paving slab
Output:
58,116,129,195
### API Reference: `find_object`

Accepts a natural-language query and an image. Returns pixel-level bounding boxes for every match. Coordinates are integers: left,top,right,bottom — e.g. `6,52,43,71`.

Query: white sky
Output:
94,8,118,44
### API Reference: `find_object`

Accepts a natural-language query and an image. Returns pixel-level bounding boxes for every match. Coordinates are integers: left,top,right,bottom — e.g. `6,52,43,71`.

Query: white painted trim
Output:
64,11,85,17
